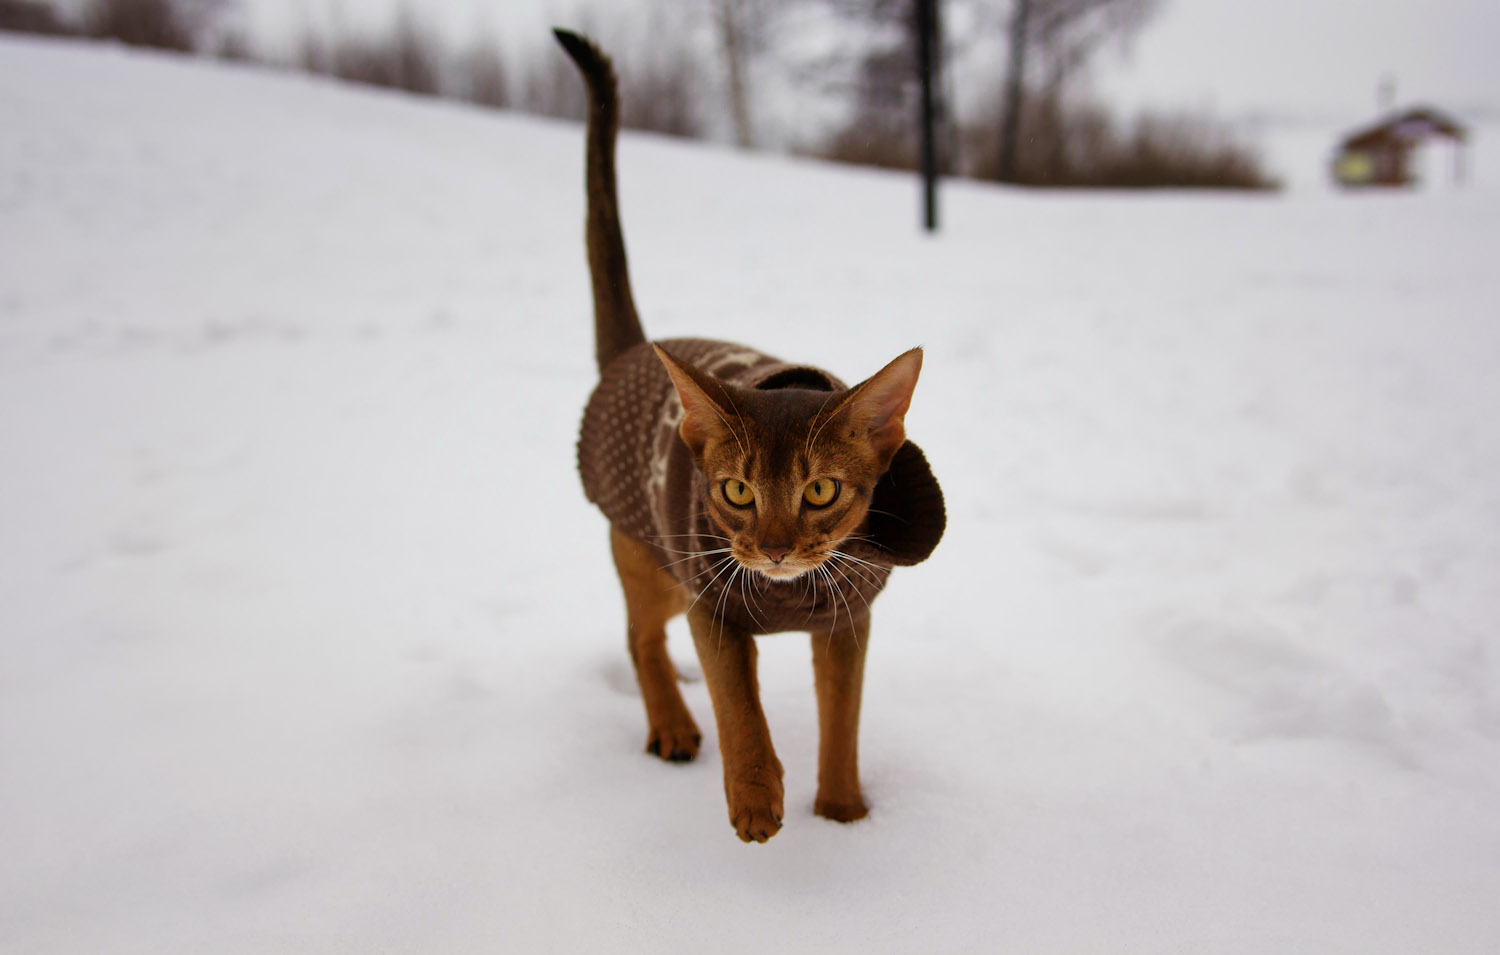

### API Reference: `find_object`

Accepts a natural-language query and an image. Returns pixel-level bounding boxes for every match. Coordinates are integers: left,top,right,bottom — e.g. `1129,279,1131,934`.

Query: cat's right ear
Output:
832,347,923,468
653,345,739,456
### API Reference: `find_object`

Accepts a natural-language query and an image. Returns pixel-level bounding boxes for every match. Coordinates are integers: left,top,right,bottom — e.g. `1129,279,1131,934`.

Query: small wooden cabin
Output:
1332,107,1468,188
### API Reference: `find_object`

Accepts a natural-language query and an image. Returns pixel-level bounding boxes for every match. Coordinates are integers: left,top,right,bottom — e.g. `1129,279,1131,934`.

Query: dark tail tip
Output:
552,28,609,80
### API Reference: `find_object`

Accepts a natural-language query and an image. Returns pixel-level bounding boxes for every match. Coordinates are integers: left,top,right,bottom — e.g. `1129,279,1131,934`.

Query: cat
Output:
556,29,945,843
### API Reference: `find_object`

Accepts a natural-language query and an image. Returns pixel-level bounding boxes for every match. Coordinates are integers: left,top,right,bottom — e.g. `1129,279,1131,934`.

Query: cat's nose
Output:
760,545,791,564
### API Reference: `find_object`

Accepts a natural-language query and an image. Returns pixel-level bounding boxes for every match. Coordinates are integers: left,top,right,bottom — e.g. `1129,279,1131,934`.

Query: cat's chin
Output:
756,564,811,582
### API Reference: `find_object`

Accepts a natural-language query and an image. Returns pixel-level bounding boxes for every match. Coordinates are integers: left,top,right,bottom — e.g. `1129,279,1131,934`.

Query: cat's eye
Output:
804,478,840,508
722,479,756,507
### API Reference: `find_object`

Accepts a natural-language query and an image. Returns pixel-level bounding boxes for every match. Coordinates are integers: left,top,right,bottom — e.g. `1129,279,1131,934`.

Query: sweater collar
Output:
854,440,945,567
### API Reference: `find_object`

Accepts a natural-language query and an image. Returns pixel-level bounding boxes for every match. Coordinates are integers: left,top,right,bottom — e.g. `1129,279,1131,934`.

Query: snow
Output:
3,35,1499,953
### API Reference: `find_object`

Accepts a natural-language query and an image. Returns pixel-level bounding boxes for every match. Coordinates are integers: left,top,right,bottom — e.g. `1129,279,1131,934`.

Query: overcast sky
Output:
235,0,1500,121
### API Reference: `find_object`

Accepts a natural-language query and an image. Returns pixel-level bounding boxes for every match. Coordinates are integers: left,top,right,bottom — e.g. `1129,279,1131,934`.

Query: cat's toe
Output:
728,775,784,843
646,726,701,763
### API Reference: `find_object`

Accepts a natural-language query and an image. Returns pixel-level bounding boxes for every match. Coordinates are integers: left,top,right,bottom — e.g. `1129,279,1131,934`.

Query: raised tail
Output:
554,29,647,374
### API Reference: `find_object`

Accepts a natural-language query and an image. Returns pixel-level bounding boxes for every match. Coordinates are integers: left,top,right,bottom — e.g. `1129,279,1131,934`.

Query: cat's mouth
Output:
740,552,823,582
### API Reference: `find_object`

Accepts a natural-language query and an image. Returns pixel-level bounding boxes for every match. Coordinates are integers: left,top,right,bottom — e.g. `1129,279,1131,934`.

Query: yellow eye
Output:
722,479,755,507
804,478,840,508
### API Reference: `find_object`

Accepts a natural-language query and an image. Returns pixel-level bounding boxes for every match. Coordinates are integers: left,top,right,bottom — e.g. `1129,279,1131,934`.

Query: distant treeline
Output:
0,0,1278,190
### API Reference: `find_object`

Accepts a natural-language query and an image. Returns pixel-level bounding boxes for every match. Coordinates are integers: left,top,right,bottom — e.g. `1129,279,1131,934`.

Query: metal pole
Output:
998,0,1030,182
917,0,939,232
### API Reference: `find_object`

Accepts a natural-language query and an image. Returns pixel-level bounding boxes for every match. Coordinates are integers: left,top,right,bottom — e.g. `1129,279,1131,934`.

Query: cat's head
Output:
655,345,923,581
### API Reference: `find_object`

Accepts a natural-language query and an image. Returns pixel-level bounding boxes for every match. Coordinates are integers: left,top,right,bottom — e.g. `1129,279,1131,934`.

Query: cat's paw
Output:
645,722,701,762
733,804,783,843
728,771,785,843
814,795,869,824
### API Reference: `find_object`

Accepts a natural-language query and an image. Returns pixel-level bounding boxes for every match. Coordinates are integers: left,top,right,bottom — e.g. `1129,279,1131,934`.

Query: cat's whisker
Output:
658,547,732,569
685,555,740,620
820,576,838,656
823,561,862,645
817,563,838,638
680,553,737,587
824,557,874,623
647,532,731,544
828,561,882,590
830,556,886,597
818,567,836,654
715,562,748,658
822,554,876,593
650,541,730,555
822,557,858,647
828,548,882,593
802,562,820,623
710,562,734,659
744,569,768,613
810,535,879,556
738,567,768,631
831,549,887,575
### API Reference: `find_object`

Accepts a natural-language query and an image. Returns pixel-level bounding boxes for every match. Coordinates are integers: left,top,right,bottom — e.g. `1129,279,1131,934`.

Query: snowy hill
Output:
2,35,1498,953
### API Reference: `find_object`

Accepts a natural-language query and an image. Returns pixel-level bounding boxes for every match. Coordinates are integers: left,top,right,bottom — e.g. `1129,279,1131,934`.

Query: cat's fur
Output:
557,29,944,843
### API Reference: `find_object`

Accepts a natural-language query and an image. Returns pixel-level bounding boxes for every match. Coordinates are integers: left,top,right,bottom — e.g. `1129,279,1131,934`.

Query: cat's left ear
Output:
834,348,923,467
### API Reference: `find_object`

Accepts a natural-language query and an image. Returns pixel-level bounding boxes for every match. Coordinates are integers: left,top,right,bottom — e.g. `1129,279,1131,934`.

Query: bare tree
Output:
619,42,705,139
820,40,922,169
297,29,330,75
0,0,78,35
85,0,231,52
213,27,253,61
387,4,440,95
708,0,792,148
520,38,586,121
814,0,955,173
317,4,443,96
996,0,1157,180
461,34,510,109
613,4,708,139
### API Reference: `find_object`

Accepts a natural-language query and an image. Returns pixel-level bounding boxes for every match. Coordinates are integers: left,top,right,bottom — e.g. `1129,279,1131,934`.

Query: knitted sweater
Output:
578,338,944,635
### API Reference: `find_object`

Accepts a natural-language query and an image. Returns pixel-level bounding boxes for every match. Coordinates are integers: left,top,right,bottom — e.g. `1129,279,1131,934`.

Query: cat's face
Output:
656,347,923,581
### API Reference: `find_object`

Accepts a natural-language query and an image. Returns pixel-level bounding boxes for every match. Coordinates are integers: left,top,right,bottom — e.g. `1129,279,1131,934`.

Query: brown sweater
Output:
578,338,944,635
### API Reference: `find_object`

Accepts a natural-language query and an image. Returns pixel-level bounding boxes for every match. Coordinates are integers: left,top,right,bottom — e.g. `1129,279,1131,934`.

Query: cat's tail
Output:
554,29,647,375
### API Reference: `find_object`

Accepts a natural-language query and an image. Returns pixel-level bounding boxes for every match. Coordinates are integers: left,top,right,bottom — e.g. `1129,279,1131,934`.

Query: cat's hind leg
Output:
610,527,701,762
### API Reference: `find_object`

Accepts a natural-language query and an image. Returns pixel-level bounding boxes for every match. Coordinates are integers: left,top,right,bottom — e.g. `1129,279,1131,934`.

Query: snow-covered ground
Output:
3,35,1498,953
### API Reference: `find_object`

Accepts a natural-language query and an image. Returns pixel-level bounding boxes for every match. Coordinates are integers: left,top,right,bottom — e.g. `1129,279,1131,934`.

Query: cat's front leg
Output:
686,603,784,843
811,613,871,822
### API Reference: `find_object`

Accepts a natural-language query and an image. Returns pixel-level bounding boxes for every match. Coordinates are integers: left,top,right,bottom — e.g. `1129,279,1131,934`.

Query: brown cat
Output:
556,30,944,843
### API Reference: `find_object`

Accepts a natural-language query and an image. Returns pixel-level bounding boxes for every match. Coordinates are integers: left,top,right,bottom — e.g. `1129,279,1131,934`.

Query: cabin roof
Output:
1340,107,1467,151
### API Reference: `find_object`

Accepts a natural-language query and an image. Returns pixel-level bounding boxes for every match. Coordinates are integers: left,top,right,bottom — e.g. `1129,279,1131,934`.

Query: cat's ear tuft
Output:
835,347,923,466
653,344,738,455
